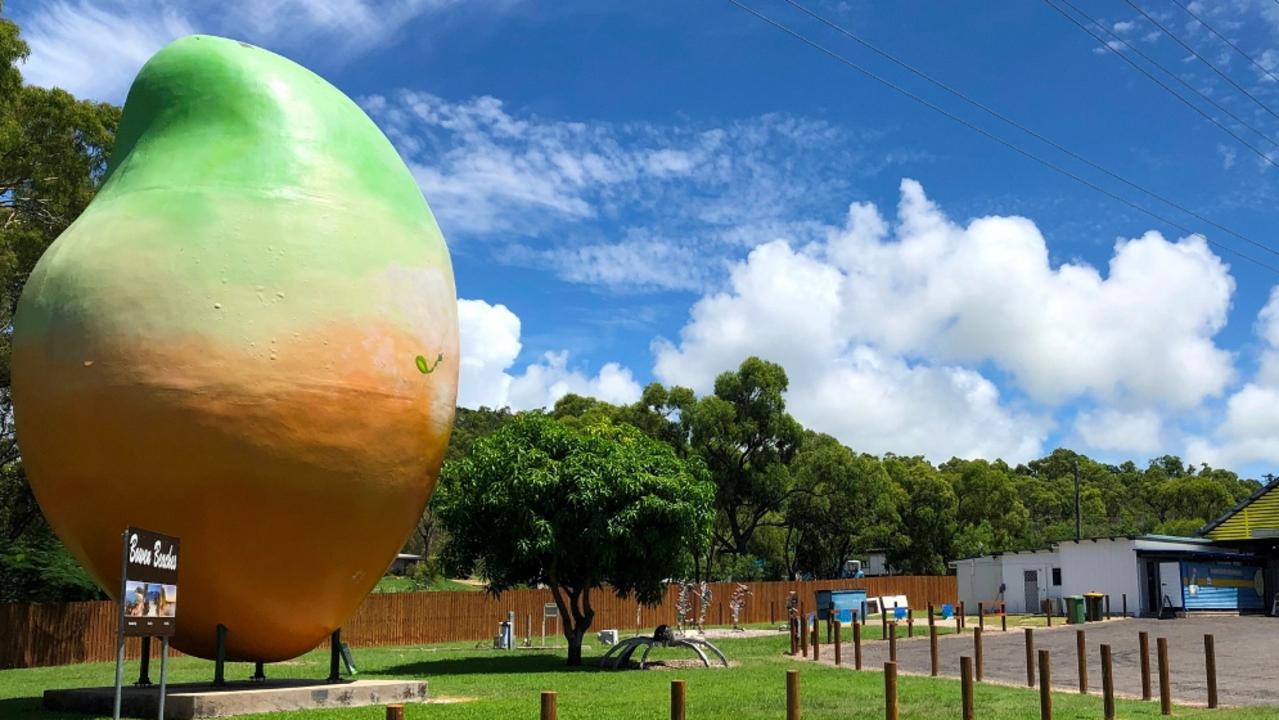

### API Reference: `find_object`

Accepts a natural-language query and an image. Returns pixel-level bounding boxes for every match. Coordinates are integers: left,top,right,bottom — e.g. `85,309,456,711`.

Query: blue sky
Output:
11,0,1279,476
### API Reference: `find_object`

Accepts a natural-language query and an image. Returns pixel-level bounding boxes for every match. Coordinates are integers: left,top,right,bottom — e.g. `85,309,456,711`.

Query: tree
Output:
785,433,902,578
883,455,957,574
683,357,803,569
437,414,713,665
0,6,119,600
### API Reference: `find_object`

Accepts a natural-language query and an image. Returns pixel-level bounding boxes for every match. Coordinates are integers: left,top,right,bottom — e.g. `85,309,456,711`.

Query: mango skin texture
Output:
12,35,458,662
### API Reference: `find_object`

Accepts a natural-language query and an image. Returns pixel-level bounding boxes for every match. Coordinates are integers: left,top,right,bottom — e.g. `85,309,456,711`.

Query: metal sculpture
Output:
600,625,729,670
729,583,751,630
11,35,458,662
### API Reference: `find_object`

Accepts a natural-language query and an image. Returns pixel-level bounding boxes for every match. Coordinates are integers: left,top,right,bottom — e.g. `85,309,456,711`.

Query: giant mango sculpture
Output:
11,36,458,661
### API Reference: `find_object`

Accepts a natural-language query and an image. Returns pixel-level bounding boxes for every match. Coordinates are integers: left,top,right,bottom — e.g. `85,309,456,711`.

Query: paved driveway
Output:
821,616,1279,707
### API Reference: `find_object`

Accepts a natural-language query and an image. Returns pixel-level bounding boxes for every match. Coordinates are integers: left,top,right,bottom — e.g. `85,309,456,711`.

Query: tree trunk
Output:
550,584,595,666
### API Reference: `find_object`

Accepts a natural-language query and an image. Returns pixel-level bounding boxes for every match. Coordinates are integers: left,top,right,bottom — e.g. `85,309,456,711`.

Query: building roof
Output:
1198,476,1279,541
948,534,1214,564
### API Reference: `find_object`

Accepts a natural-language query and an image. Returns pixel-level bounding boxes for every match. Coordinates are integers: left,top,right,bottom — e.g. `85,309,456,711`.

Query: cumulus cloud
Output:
457,299,641,411
14,0,521,102
1187,287,1279,466
654,179,1238,461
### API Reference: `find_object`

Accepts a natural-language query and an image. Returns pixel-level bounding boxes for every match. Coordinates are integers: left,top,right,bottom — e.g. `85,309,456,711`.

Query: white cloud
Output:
456,298,641,411
1075,409,1163,454
14,0,520,102
1188,287,1279,466
654,179,1238,461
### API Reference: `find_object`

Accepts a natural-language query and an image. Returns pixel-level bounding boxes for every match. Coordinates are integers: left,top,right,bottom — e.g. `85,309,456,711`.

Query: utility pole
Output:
1074,458,1082,541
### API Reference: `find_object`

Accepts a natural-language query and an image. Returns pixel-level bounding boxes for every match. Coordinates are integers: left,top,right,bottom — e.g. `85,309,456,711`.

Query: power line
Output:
1123,0,1279,124
774,0,1279,260
721,0,1279,274
1058,0,1279,150
1170,0,1279,88
1045,0,1279,172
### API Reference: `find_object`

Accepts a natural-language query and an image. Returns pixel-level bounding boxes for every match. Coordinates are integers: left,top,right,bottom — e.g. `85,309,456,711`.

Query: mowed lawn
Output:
2,630,1274,720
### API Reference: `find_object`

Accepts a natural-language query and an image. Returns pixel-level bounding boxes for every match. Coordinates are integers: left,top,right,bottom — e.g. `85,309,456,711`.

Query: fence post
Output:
541,691,557,720
787,669,800,720
885,661,899,720
928,603,935,630
827,602,835,644
1001,601,1007,632
1122,594,1128,618
881,607,888,640
1045,599,1053,627
771,601,776,625
834,620,842,666
854,619,863,670
1157,637,1171,716
974,627,983,682
1139,631,1152,701
1025,627,1035,687
958,601,966,633
1039,649,1052,720
929,622,939,677
1205,633,1218,709
801,608,809,658
1101,644,1115,720
790,617,798,656
907,607,914,638
1077,629,1088,694
960,656,974,720
671,679,686,720
888,622,897,662
1105,595,1111,620
978,602,985,632
812,616,820,662
386,705,405,720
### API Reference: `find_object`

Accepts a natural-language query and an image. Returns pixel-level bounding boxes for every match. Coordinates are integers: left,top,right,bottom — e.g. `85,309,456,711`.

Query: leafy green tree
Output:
682,357,803,570
437,414,713,665
786,433,902,578
0,6,119,600
883,455,957,574
944,458,1029,550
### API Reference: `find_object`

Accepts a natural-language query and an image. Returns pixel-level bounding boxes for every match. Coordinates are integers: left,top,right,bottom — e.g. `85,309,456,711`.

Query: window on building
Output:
1052,568,1062,586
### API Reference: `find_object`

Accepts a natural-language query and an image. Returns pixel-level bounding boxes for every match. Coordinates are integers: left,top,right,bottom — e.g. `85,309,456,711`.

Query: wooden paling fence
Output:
0,576,955,669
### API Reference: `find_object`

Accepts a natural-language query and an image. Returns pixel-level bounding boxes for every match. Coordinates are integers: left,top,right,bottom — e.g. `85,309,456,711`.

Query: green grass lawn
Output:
372,576,482,593
2,630,1271,719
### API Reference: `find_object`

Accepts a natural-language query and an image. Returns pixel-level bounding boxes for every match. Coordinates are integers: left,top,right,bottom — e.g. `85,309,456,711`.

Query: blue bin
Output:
894,606,907,620
941,603,954,619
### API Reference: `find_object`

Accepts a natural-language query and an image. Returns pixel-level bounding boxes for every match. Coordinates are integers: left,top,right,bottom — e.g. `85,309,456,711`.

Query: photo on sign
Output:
124,581,177,618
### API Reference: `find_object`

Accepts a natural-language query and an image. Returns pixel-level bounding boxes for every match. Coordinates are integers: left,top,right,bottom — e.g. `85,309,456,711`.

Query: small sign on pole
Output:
541,602,558,648
113,527,180,720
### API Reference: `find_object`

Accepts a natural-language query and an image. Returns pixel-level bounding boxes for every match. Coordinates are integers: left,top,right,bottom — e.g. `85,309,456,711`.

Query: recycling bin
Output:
1066,595,1086,624
1084,592,1105,622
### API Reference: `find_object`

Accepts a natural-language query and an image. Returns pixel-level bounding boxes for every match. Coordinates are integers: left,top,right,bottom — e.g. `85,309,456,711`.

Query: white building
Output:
949,535,1261,616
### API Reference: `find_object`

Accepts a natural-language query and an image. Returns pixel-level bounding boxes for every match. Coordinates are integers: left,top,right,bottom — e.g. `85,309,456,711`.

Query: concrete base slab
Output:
43,679,428,719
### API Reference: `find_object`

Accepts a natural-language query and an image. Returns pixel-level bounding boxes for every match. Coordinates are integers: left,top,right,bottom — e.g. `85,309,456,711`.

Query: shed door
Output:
1023,570,1039,613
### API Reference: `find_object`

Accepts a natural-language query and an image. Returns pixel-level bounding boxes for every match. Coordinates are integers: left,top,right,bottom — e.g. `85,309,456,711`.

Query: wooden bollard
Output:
978,602,985,631
1039,650,1053,720
811,616,820,661
827,603,835,643
1139,631,1152,701
1105,595,1111,620
1001,602,1007,632
888,622,898,662
1205,633,1218,709
771,601,776,625
881,607,888,640
1122,594,1128,618
541,691,557,720
1101,644,1115,720
671,680,686,720
1045,599,1053,627
801,610,809,658
1025,627,1035,687
960,656,974,720
1077,629,1088,694
928,603,935,630
386,704,405,720
885,662,899,720
974,627,984,682
834,620,842,666
786,669,800,720
1157,637,1171,716
854,620,863,670
907,607,914,638
929,622,939,676
958,601,966,632
790,617,798,655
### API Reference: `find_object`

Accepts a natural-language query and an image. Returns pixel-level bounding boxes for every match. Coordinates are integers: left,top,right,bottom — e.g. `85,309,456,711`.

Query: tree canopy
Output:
437,413,714,665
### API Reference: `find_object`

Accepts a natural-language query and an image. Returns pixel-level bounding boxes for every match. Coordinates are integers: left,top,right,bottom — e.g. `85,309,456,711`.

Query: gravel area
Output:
816,616,1279,708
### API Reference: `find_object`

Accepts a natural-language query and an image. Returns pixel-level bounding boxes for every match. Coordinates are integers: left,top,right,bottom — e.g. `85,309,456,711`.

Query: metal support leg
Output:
251,662,266,682
328,629,342,683
136,636,153,686
213,625,227,687
157,636,169,720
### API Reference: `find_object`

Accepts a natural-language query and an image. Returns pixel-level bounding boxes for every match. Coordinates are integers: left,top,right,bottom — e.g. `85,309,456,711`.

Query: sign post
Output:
542,602,558,648
113,527,180,720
